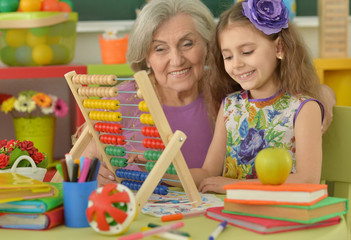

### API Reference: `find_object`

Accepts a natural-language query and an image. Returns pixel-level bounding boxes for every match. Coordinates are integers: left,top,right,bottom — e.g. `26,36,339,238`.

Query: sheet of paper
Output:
142,192,223,217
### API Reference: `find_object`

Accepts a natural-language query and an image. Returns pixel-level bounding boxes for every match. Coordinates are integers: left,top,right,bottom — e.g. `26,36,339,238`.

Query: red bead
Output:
142,138,148,148
153,128,160,137
111,135,117,145
99,135,106,143
117,136,126,145
114,123,123,134
106,123,112,133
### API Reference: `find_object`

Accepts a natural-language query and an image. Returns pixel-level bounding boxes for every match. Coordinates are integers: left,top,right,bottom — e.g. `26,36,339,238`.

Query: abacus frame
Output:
64,70,202,209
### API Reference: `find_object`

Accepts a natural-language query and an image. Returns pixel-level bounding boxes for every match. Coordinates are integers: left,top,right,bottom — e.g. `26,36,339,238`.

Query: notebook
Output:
206,207,341,234
0,173,58,203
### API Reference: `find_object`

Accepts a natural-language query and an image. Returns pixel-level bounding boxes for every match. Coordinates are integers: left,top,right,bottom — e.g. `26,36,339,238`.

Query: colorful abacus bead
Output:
116,169,150,182
166,164,177,175
95,123,123,134
73,74,117,85
83,99,120,111
144,150,162,161
105,146,126,156
89,111,122,122
78,86,119,98
86,183,137,235
141,126,160,137
138,101,149,112
100,135,126,145
142,138,165,149
111,157,128,167
145,161,177,175
121,180,168,195
139,114,154,125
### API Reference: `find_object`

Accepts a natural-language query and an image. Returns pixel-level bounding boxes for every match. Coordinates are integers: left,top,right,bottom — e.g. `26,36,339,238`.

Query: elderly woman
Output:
96,0,216,186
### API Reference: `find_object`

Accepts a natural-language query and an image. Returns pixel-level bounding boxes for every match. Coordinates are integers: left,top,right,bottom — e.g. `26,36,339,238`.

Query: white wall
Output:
71,17,351,65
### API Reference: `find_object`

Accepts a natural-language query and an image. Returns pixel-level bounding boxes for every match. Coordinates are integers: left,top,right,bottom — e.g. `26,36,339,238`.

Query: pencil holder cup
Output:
63,180,97,228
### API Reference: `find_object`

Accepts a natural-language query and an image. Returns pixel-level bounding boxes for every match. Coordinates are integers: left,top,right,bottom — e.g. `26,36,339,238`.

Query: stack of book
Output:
206,182,348,234
0,173,64,230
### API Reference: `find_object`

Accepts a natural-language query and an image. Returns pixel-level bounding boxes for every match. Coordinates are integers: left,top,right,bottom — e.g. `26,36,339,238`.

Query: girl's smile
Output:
219,23,281,99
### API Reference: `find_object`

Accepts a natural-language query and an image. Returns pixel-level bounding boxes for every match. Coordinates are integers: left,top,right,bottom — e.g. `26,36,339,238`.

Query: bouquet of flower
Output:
1,90,69,118
0,139,48,169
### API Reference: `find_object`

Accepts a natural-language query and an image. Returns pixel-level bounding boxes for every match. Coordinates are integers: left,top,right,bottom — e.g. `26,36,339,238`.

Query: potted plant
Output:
1,90,69,164
0,139,48,181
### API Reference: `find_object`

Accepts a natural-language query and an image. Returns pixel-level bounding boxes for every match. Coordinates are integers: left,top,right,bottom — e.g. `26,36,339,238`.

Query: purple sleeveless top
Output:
115,81,213,168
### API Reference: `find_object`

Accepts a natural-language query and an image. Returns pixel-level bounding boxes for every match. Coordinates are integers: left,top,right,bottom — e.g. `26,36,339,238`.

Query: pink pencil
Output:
78,158,91,182
118,222,184,240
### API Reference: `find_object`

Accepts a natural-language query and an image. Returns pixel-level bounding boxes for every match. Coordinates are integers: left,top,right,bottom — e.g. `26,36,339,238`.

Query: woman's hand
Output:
97,162,117,187
127,152,147,164
198,176,238,194
319,84,336,134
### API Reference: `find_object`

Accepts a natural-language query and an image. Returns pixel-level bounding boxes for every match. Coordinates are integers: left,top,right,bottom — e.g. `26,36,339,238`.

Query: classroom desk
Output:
0,210,348,240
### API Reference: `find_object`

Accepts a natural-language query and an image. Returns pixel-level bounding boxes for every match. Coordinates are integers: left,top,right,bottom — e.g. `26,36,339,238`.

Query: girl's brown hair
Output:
204,2,321,118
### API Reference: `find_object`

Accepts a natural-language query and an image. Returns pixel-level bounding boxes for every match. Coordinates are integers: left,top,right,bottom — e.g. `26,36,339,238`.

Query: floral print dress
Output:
222,90,323,180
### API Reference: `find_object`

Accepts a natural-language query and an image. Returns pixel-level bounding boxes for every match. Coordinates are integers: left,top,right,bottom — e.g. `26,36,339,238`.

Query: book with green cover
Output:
223,196,348,224
0,182,63,213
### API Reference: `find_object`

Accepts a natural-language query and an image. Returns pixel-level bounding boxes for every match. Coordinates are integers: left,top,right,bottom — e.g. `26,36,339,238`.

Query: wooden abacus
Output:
64,70,202,209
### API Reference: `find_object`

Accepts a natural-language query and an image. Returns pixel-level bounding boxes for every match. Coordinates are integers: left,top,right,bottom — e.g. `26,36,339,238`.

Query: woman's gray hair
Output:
126,0,215,72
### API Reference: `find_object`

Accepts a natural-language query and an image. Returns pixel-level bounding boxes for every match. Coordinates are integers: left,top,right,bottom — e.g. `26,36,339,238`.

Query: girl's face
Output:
146,13,207,100
219,23,282,99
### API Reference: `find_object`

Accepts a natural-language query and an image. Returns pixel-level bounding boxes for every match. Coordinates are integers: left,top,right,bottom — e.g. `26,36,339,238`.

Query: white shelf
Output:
76,17,324,33
77,16,351,33
77,20,134,33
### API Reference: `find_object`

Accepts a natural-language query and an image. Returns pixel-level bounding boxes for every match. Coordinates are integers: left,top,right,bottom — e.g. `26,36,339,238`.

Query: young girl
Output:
192,0,324,193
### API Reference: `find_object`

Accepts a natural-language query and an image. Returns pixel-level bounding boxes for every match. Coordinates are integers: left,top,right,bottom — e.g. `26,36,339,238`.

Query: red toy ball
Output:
86,183,137,235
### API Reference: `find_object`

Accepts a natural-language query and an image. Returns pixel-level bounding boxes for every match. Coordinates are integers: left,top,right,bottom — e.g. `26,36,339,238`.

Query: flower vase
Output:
0,155,47,181
13,116,56,166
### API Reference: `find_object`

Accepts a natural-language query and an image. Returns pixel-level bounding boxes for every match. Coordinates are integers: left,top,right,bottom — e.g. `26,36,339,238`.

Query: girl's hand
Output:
97,162,117,187
198,176,237,194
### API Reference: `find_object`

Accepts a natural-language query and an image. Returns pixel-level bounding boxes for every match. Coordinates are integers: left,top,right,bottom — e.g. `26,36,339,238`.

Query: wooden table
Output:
0,209,348,240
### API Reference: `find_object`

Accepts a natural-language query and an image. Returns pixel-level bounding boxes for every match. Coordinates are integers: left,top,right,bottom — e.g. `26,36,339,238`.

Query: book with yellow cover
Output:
223,182,328,206
224,196,348,224
0,173,58,203
0,182,63,213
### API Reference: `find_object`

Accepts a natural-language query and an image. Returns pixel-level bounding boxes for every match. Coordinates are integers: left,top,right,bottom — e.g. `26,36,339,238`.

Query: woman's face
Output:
146,13,207,97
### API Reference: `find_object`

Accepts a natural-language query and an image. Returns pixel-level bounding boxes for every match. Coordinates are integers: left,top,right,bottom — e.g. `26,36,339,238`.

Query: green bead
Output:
166,165,172,174
144,150,152,160
105,146,113,155
118,158,127,167
170,164,177,175
110,157,127,167
145,161,155,172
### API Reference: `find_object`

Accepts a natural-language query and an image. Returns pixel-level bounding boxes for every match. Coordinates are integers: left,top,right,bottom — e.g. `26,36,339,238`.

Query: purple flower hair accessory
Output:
242,0,289,35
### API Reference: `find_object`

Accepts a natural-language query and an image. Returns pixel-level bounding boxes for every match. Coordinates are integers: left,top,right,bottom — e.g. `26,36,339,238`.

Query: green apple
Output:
255,147,293,185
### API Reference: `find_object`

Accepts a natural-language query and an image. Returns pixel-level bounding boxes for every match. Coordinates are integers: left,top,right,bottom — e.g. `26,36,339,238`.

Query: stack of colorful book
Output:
0,173,64,230
206,182,348,234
